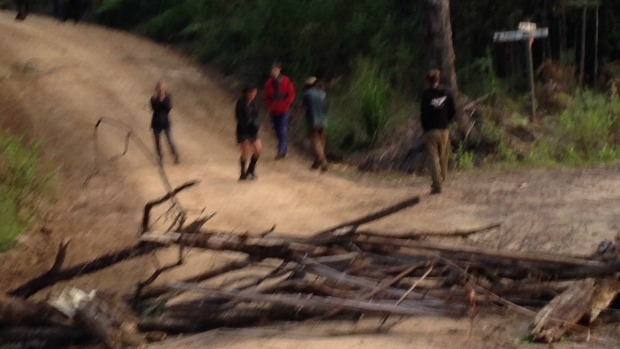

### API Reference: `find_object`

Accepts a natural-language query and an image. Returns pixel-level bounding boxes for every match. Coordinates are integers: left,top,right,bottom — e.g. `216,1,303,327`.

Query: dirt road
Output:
0,12,618,348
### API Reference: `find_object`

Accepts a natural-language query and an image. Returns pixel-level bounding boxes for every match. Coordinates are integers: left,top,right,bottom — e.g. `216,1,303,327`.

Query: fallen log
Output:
0,326,90,346
300,258,449,307
531,278,620,343
8,243,161,299
355,236,619,279
140,305,319,333
75,294,145,349
356,222,501,240
167,281,464,317
48,288,145,349
0,295,67,326
141,230,326,260
308,195,421,241
135,259,252,301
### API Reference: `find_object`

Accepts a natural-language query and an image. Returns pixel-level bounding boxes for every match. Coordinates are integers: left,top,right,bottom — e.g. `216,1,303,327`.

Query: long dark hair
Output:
242,85,257,95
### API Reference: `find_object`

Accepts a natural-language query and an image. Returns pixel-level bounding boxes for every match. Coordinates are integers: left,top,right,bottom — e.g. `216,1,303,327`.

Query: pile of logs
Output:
1,189,619,348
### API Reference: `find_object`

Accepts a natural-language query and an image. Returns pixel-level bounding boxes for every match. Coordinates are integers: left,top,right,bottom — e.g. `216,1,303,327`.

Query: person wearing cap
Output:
235,85,262,180
302,76,329,171
263,62,296,159
420,69,456,194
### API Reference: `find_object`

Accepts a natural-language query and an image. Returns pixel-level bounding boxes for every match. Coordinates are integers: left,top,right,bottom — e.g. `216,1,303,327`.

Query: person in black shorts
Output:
235,86,262,180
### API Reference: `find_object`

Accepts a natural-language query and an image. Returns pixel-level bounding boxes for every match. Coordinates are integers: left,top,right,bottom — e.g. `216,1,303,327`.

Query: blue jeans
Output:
270,112,289,155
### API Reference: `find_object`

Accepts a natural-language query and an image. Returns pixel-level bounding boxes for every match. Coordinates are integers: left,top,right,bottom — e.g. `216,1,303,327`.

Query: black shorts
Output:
236,124,259,143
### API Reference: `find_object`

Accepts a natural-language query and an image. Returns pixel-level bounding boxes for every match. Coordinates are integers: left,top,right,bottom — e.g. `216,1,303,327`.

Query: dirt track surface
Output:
1,12,619,349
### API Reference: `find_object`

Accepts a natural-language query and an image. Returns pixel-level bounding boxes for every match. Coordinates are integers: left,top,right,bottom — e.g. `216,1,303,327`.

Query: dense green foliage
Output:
91,0,620,88
0,132,55,250
529,92,620,165
90,0,620,162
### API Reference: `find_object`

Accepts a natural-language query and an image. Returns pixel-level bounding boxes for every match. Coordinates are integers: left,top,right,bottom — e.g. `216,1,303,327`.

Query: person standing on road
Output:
302,76,329,171
235,85,262,180
263,62,295,159
420,69,456,194
150,81,180,165
14,0,30,20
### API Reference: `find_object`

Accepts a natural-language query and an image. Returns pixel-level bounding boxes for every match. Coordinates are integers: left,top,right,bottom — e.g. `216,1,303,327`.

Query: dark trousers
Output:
52,0,62,19
153,128,179,161
15,0,30,20
270,112,289,156
63,0,81,22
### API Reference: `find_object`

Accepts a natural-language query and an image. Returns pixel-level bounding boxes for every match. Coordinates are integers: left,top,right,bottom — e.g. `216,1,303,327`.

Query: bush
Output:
327,57,394,151
527,91,620,165
0,131,55,250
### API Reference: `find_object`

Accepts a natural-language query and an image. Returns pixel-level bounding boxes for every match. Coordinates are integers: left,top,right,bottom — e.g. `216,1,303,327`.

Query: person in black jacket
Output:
235,86,262,180
420,69,456,194
150,81,180,165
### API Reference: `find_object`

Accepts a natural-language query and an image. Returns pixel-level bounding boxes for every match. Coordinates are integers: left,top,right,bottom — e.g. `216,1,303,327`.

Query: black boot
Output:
246,155,259,179
239,159,247,180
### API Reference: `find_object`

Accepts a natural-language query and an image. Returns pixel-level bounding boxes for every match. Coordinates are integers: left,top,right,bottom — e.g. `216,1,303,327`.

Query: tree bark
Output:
73,292,145,349
579,6,587,86
9,243,160,299
422,0,476,140
422,0,458,95
0,326,90,346
0,295,67,326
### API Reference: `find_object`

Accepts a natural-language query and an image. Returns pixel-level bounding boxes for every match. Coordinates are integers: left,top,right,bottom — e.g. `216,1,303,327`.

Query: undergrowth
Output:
0,131,56,250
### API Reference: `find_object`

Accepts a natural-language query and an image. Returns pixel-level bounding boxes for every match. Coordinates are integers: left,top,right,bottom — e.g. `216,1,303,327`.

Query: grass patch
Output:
527,90,620,165
327,56,408,153
457,89,620,171
0,131,56,250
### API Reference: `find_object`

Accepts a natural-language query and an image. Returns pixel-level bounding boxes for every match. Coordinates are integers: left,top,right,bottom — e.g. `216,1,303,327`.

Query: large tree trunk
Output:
422,0,457,94
422,0,474,137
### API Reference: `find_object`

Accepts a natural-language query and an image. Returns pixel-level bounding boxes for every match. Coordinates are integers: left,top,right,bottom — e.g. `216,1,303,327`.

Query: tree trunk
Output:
560,1,567,61
579,6,587,86
594,5,599,87
531,278,620,343
422,0,457,95
422,0,475,139
0,296,67,326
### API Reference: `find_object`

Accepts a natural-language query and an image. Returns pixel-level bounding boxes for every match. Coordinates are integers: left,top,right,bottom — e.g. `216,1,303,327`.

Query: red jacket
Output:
263,75,295,115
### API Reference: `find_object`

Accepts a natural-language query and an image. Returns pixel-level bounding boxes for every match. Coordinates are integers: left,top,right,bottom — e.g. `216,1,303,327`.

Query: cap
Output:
305,76,317,86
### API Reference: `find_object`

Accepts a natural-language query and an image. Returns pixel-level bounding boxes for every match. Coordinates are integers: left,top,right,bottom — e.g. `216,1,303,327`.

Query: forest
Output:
5,0,620,167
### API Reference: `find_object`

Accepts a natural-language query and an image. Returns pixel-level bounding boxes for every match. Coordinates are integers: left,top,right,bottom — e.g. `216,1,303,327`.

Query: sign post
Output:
494,22,548,120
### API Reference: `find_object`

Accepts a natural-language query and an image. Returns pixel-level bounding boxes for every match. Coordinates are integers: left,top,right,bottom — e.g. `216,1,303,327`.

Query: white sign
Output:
493,28,549,42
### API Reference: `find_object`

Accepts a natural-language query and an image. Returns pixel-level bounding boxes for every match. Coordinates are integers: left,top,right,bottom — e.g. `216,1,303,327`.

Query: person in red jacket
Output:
263,62,295,159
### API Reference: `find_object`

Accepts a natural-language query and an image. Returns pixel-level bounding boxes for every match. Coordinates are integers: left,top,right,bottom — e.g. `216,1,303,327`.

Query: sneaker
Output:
320,163,329,172
310,159,321,170
430,187,442,195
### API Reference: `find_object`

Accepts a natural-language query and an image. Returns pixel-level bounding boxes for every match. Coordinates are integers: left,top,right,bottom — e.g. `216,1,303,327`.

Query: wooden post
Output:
494,23,548,121
526,37,536,119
